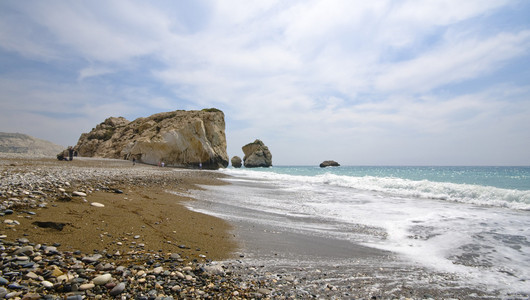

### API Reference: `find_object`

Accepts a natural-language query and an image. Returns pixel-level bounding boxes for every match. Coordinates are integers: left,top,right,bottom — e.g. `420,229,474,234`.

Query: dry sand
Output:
1,155,237,261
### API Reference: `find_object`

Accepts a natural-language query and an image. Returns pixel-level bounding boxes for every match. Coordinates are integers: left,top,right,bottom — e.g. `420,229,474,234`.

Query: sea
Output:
184,166,530,298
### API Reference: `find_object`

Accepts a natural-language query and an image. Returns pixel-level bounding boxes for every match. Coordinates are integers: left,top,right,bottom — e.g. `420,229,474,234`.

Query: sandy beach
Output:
0,154,268,299
1,155,235,260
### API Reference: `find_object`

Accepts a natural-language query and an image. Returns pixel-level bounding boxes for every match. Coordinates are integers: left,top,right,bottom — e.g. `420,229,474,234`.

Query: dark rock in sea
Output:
320,160,340,168
231,156,242,168
242,139,272,168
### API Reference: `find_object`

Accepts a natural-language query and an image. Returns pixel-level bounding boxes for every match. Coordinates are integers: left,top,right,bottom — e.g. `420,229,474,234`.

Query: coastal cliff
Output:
75,109,229,169
0,132,64,156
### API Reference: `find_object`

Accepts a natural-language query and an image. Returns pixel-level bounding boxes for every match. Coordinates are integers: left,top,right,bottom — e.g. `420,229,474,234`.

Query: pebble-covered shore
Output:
0,239,271,299
0,155,275,299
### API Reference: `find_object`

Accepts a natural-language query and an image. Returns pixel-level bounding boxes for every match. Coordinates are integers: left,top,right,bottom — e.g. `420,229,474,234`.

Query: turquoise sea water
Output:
242,165,530,190
183,165,530,296
224,165,530,210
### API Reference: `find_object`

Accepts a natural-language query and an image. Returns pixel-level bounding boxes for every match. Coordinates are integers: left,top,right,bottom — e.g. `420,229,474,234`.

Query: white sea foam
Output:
220,168,530,210
199,168,530,295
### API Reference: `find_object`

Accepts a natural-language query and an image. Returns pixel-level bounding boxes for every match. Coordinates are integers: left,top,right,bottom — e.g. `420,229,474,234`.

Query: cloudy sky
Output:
1,0,529,165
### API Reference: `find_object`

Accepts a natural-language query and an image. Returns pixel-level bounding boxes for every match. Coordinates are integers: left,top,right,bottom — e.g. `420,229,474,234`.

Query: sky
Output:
1,0,529,166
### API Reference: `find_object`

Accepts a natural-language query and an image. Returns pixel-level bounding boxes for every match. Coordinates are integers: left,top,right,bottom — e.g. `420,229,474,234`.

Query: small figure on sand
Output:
132,157,136,166
68,146,74,161
199,162,202,169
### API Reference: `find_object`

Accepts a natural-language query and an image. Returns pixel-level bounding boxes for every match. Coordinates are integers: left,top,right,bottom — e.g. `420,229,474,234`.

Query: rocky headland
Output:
0,133,64,157
75,109,229,170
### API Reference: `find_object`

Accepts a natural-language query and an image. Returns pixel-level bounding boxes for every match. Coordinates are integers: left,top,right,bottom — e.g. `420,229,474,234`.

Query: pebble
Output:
79,283,95,290
93,273,112,285
109,282,126,296
72,191,87,197
90,202,105,207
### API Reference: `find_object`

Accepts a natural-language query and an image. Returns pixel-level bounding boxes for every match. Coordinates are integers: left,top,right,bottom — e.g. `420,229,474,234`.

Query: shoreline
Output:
2,154,526,299
185,171,527,299
0,154,268,298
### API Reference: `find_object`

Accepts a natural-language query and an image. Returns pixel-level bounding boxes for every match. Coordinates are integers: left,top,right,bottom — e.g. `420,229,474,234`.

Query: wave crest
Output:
222,169,530,210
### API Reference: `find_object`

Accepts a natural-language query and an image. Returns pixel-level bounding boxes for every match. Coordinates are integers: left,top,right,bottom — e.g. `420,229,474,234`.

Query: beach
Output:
2,156,528,299
0,154,268,299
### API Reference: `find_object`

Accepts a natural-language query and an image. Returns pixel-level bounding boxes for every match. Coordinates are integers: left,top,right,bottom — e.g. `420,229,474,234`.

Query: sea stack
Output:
242,139,272,168
75,109,229,169
231,156,242,168
320,160,340,168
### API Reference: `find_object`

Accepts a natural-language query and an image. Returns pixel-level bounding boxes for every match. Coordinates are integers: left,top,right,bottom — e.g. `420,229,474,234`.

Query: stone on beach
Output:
79,283,95,290
90,202,105,207
92,273,112,285
109,282,126,296
72,191,87,197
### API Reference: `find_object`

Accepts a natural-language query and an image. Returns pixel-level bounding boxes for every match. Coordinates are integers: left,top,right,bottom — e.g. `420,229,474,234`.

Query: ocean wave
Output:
221,169,530,210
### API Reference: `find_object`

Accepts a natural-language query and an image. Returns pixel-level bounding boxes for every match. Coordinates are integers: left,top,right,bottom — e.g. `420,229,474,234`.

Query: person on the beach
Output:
132,157,136,166
199,162,202,169
68,146,74,161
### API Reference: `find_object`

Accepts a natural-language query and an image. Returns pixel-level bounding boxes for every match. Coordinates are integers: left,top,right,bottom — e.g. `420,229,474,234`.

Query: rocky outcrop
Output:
231,156,242,168
75,109,229,169
320,160,340,168
0,132,64,156
242,139,272,168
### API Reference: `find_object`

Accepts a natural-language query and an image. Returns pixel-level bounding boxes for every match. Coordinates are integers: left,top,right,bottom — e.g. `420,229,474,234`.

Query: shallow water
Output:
183,166,530,298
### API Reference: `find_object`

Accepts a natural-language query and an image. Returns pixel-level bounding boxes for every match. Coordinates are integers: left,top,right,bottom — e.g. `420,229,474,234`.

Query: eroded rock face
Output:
75,109,229,169
320,160,340,168
242,139,272,168
231,156,242,168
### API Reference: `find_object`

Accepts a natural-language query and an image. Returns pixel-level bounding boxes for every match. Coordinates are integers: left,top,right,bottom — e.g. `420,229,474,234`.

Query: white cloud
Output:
1,0,529,164
78,65,114,80
376,30,530,92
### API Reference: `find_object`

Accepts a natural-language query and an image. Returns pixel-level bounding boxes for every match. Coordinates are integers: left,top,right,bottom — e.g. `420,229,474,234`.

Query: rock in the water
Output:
231,156,242,168
319,160,340,168
242,139,272,168
75,109,229,169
